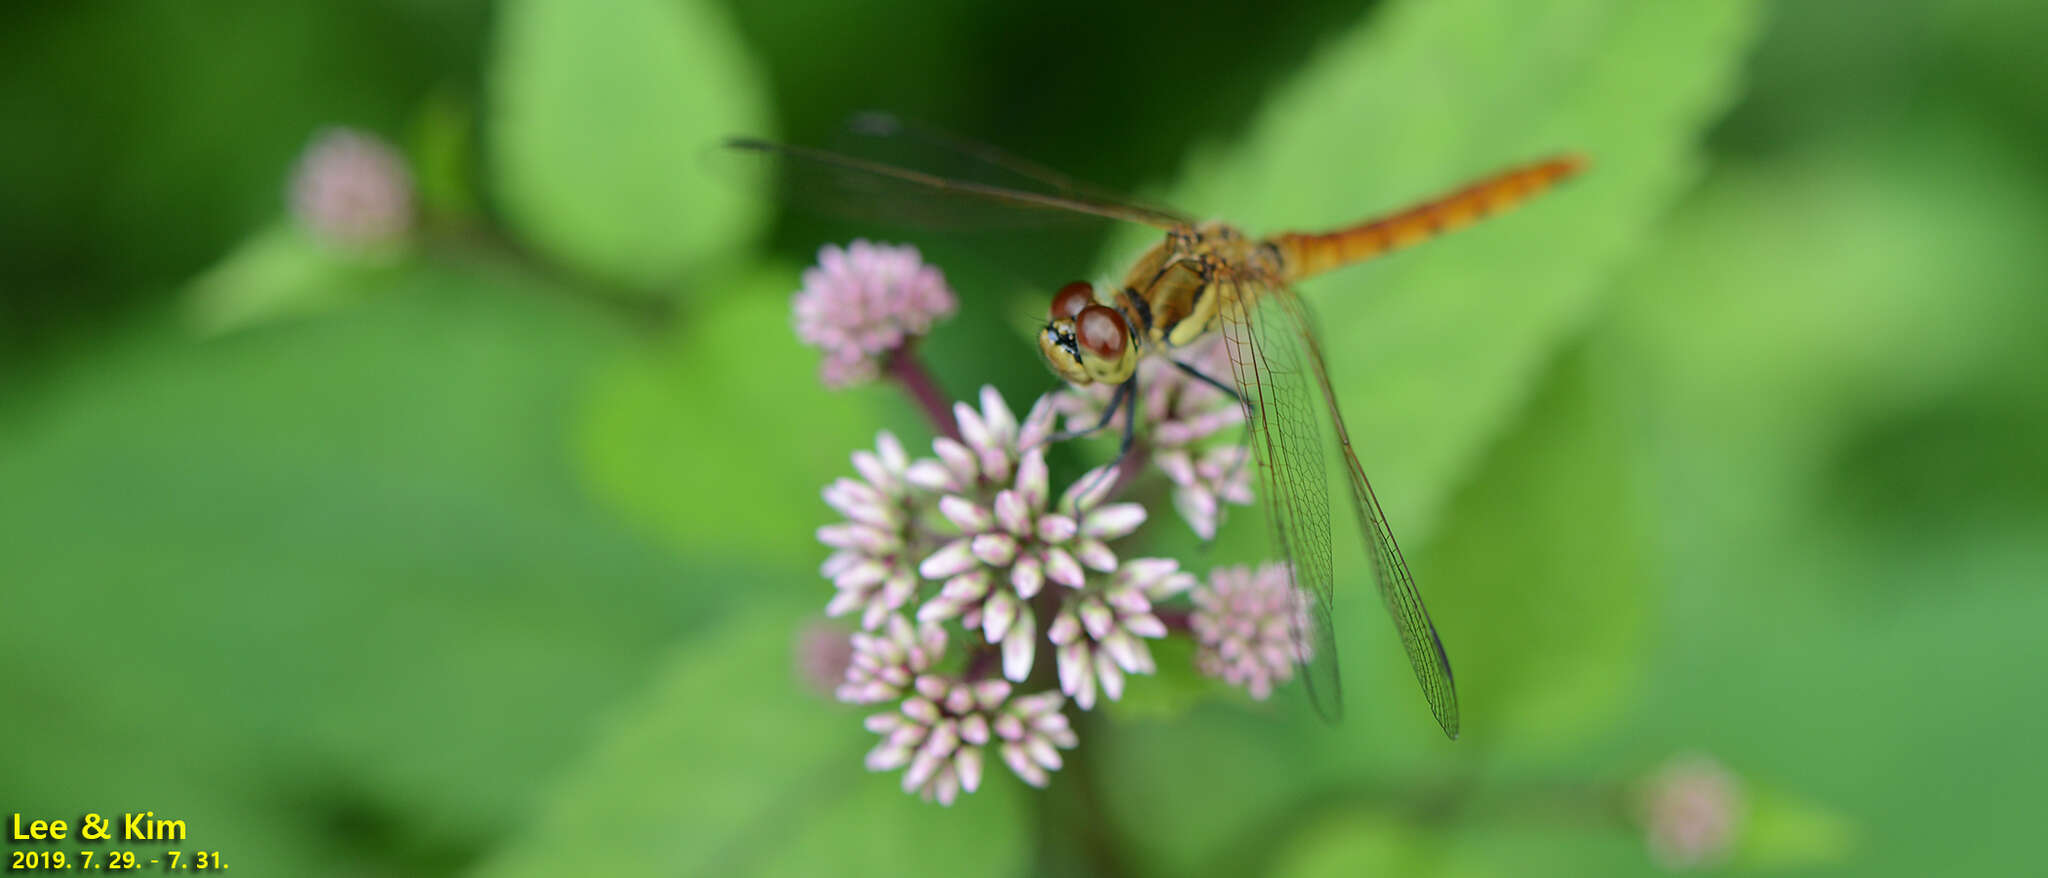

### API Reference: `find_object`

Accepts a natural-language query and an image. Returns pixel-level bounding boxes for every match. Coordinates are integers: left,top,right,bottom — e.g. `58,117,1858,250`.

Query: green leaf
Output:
573,265,876,564
1594,117,2048,876
1102,634,1224,721
183,221,408,334
1734,783,1856,871
1088,706,1324,877
1268,809,1484,878
1602,124,2048,579
486,0,770,292
3,266,713,873
412,88,483,222
1399,822,1644,878
1390,344,1650,755
473,606,1031,877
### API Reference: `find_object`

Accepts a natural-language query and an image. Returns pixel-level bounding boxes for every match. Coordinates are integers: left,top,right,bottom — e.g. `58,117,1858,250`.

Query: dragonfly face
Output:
1037,280,1137,385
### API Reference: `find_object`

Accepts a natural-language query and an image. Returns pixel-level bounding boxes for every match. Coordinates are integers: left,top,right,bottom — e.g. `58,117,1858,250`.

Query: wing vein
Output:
1266,288,1459,738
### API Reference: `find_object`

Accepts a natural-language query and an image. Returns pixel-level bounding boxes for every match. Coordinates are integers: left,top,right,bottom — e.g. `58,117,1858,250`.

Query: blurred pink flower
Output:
1640,753,1743,870
1158,445,1254,541
289,127,413,249
793,240,957,388
794,619,856,697
1190,562,1312,700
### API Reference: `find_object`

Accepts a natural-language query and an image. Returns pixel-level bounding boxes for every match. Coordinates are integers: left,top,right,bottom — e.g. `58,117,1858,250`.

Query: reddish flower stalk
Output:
1153,607,1193,634
885,344,960,441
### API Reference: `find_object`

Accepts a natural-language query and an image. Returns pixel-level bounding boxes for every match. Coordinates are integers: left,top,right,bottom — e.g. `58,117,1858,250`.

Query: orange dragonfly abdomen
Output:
1271,155,1586,283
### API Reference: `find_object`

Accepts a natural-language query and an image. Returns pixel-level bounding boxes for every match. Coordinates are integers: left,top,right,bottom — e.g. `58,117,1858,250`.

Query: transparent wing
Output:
837,112,1196,225
1219,277,1460,737
1213,275,1344,723
723,116,1191,231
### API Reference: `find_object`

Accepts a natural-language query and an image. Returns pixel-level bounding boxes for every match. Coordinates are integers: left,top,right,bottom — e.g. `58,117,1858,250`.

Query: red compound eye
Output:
1075,305,1129,360
1050,281,1095,320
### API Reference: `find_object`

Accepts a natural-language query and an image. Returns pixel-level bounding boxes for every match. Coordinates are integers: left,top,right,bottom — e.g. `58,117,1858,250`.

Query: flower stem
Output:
1100,440,1151,501
1155,607,1192,634
885,344,960,441
1037,708,1129,877
963,644,1000,682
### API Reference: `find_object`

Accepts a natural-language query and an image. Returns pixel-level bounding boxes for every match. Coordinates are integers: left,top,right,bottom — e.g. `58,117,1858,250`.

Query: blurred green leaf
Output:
1594,114,2048,876
1089,706,1323,877
1397,345,1649,754
412,88,483,222
486,0,770,292
183,221,408,334
574,265,876,565
1268,809,1483,878
1734,782,1857,871
1713,0,2048,161
1102,634,1223,721
1424,822,1644,878
1595,119,2048,672
1272,802,1689,878
473,606,1030,877
0,0,483,336
2,267,717,873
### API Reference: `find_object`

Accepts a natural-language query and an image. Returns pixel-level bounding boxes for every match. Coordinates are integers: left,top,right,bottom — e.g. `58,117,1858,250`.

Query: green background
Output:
4,0,2042,874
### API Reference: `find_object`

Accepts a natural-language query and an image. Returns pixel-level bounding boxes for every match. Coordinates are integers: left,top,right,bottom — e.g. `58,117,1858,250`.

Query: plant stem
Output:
885,344,960,441
1045,708,1129,877
1155,607,1192,634
963,644,1001,682
1101,439,1151,501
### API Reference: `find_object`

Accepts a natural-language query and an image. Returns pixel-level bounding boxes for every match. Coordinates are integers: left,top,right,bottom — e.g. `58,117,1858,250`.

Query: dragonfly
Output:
732,116,1583,738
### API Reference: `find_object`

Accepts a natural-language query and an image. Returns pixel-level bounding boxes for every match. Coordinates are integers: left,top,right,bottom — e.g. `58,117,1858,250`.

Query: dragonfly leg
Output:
1115,371,1140,458
1048,379,1131,444
1172,358,1255,525
1171,359,1242,404
1065,373,1140,511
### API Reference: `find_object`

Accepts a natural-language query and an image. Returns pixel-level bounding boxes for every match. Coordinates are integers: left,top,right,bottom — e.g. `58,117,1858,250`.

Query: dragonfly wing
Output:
1214,276,1344,723
723,132,1190,231
840,113,1197,226
1260,282,1460,739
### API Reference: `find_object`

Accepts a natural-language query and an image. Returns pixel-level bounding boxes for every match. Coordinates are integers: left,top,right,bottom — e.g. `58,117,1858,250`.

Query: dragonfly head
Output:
1039,281,1137,385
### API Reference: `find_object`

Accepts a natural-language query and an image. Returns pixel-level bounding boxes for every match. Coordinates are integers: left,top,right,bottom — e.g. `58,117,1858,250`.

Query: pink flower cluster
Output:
289,127,414,250
792,241,956,388
798,244,1323,803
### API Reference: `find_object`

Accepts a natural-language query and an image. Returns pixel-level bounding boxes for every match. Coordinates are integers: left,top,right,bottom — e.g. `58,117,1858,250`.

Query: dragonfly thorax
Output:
1122,223,1278,350
1038,225,1278,387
